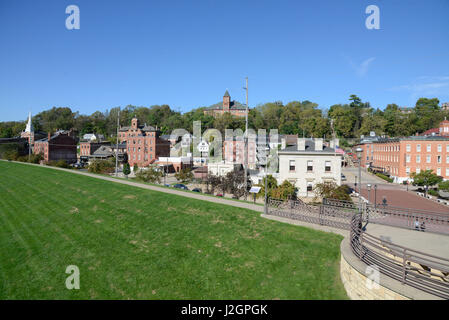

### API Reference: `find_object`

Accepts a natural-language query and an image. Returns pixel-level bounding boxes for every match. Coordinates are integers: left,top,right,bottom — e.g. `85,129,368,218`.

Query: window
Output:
416,168,421,174
406,155,410,163
426,155,431,163
427,144,431,152
406,144,411,152
307,183,313,192
438,144,442,152
417,144,421,152
307,160,313,172
447,155,449,164
437,168,441,176
447,145,449,152
325,161,331,172
446,168,449,176
406,167,410,174
289,160,295,171
416,155,421,163
438,155,442,164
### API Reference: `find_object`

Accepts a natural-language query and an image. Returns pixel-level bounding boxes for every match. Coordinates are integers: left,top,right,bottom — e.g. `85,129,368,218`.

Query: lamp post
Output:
264,172,268,215
356,147,363,214
374,184,377,208
367,184,372,203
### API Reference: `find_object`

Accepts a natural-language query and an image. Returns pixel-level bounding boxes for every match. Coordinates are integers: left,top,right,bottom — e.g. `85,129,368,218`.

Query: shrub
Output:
88,159,115,174
135,166,163,183
48,160,70,168
427,189,439,197
376,173,393,183
174,168,193,184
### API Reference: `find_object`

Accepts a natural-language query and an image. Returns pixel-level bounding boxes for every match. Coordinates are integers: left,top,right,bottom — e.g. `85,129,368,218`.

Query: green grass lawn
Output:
0,161,347,299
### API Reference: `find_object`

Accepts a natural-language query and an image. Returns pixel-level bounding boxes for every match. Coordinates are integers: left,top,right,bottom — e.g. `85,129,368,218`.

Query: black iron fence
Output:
350,214,449,299
267,198,449,235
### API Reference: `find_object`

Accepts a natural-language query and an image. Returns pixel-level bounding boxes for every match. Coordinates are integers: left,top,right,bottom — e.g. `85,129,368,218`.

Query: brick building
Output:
203,90,248,118
79,141,111,162
34,130,77,163
356,136,449,183
118,117,170,167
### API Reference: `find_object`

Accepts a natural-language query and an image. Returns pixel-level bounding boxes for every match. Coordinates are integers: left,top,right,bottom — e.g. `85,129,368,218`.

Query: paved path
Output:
342,167,449,213
366,223,449,260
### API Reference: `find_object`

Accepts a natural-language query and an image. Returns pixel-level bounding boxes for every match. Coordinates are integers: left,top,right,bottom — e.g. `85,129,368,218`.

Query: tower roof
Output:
223,90,230,97
25,112,34,133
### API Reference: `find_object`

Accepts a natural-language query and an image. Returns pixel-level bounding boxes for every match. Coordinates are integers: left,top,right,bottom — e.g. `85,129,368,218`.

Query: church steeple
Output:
25,112,34,133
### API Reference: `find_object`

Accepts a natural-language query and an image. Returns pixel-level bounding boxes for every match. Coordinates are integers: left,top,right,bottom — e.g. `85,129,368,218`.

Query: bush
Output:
174,168,193,184
88,159,115,174
376,173,393,183
48,160,70,168
135,166,163,183
428,189,439,197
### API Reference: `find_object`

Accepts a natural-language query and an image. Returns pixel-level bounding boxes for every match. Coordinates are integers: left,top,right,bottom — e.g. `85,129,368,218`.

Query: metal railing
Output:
350,214,449,299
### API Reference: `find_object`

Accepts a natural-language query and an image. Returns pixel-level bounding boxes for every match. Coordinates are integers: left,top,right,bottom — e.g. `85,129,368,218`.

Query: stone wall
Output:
340,252,409,300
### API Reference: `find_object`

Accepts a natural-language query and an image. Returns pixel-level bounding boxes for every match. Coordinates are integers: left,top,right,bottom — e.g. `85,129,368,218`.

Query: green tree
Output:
271,180,297,200
123,163,131,178
135,166,163,183
174,168,194,183
438,180,449,192
410,170,443,196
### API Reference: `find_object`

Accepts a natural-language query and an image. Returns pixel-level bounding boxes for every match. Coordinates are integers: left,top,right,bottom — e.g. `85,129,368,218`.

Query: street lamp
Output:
356,147,363,214
367,184,372,203
374,184,377,208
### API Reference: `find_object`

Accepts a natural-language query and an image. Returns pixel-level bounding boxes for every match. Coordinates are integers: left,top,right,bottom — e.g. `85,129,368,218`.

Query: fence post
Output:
402,248,407,284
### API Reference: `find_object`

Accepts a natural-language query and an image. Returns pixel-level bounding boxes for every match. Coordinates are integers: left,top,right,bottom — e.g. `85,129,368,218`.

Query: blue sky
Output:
1,0,448,121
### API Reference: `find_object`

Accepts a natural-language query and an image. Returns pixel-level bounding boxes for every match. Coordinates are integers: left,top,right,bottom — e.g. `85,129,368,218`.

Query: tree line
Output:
1,96,448,142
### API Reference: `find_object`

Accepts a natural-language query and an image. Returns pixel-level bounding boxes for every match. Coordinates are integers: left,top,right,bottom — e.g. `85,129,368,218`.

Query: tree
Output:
313,182,352,202
123,163,131,178
135,166,163,183
133,163,139,173
271,180,297,200
438,180,449,192
174,168,193,183
225,169,246,199
410,170,443,196
257,175,278,198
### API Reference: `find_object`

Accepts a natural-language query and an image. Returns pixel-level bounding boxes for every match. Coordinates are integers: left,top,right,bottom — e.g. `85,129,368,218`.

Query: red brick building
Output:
118,117,170,167
203,90,248,118
356,136,449,183
34,131,77,163
79,141,111,161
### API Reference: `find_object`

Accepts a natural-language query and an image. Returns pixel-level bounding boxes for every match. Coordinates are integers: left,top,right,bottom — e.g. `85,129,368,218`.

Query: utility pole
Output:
243,77,248,200
115,108,120,177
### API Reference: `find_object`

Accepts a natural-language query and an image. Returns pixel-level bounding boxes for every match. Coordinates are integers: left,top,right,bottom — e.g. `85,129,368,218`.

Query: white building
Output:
278,138,343,198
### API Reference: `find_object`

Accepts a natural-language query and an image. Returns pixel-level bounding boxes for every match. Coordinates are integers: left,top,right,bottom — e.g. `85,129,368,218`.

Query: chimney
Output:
315,138,323,151
334,138,339,148
281,138,286,150
48,132,51,141
297,138,306,151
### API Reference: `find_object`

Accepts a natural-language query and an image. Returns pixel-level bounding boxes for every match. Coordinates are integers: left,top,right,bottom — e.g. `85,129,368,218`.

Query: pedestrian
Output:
420,221,426,232
414,219,420,231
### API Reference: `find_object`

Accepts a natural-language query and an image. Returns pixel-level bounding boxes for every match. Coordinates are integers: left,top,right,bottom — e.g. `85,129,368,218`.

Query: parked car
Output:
216,193,223,197
173,184,188,190
164,184,171,187
341,174,347,181
192,188,201,193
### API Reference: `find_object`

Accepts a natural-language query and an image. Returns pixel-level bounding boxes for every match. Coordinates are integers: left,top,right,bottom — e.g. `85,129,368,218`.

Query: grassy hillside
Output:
0,161,347,299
